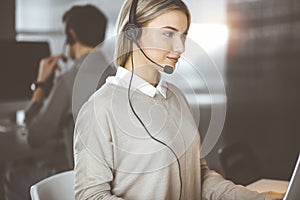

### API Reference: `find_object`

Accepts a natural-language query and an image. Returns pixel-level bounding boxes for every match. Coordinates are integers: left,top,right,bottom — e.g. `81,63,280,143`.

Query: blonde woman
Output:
74,0,284,199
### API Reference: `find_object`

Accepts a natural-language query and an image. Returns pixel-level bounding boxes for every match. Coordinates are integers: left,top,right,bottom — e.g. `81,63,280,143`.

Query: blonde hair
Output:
114,0,191,67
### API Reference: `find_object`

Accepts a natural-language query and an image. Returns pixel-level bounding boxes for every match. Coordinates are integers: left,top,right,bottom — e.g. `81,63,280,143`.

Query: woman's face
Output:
138,10,189,70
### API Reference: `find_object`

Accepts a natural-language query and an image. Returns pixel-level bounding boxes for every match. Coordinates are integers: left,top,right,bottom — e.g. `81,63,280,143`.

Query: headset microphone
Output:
61,41,68,63
124,0,174,74
61,30,75,63
61,55,68,63
133,39,174,74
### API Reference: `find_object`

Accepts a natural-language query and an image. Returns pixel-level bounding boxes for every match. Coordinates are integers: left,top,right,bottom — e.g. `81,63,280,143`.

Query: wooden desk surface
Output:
246,179,289,193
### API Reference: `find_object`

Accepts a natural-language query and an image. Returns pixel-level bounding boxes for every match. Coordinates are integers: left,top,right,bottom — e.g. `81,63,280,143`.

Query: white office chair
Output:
30,170,75,200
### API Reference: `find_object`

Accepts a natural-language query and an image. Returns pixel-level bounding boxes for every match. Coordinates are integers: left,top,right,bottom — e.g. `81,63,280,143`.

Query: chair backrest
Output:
218,141,263,185
30,170,75,200
61,114,75,169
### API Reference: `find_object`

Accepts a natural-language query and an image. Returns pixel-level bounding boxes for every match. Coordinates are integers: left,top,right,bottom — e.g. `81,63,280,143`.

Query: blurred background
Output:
0,0,299,198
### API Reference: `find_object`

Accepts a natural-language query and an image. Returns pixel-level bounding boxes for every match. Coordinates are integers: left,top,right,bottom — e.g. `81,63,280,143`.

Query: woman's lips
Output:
167,56,179,64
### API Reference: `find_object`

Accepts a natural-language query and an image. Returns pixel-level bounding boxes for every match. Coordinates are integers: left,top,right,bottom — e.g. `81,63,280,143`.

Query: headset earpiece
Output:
66,32,75,45
124,0,141,42
124,23,141,42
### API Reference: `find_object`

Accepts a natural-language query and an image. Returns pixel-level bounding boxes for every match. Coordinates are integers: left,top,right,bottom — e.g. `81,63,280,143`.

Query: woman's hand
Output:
263,191,285,200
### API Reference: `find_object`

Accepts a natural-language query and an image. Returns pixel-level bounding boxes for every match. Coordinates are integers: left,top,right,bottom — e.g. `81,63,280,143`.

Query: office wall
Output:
15,0,122,56
0,0,15,39
0,0,15,196
225,0,300,182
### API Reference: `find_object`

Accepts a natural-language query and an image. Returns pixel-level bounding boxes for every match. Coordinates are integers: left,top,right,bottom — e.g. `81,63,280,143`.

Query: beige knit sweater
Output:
74,74,266,200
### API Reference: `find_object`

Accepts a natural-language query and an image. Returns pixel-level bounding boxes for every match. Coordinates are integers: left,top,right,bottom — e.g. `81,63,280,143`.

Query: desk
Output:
0,123,57,162
246,179,289,193
0,124,30,162
0,124,57,198
0,124,31,198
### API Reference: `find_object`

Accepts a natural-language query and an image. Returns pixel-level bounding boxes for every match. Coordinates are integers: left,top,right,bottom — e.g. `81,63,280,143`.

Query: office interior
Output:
0,0,299,198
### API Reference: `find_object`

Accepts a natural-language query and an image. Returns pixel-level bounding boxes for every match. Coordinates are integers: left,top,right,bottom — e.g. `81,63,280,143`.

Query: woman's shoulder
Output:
166,82,179,91
78,83,126,116
81,84,114,109
165,82,186,99
75,84,113,132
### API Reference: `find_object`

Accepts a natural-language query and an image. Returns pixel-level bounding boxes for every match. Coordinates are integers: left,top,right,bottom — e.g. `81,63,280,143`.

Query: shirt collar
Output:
106,67,168,98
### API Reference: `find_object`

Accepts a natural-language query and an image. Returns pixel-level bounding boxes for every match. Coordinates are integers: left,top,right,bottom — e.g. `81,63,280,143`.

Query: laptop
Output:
284,154,300,200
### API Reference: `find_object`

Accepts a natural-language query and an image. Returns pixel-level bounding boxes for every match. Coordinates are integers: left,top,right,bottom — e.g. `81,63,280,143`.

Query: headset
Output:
61,41,68,63
66,31,75,46
124,0,182,199
61,31,75,63
124,0,174,74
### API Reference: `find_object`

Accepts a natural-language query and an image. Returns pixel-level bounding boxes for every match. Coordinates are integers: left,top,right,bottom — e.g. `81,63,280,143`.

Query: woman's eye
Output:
163,31,174,38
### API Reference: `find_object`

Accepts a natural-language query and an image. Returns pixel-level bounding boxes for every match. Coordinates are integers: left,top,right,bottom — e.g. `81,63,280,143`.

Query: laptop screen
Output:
0,40,50,102
284,154,300,200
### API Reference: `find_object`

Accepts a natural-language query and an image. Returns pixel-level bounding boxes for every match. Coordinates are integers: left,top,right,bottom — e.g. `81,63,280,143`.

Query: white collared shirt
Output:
106,67,168,98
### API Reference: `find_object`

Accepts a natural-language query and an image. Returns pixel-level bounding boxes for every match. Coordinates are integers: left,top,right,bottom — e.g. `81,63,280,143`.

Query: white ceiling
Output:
16,0,227,32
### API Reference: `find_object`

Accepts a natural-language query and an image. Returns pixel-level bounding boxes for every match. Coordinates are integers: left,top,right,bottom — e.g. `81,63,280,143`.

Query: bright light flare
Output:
188,23,229,52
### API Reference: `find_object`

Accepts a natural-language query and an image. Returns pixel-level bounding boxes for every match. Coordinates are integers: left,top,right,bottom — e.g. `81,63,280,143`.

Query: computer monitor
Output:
284,154,300,200
0,40,50,118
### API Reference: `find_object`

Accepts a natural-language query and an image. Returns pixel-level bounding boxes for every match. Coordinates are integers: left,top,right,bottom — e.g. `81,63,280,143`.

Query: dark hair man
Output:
4,5,115,200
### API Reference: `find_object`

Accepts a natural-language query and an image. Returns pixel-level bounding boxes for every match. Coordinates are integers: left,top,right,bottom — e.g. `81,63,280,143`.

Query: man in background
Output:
4,5,116,200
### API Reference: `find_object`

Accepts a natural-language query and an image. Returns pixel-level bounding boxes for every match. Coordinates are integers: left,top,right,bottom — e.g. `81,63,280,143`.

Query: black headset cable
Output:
127,44,183,200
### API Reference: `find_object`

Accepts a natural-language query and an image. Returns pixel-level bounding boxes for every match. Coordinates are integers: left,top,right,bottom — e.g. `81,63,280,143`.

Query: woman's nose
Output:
172,35,185,54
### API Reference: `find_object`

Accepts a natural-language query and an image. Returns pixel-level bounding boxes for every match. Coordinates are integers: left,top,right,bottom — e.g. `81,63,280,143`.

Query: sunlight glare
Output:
188,23,229,52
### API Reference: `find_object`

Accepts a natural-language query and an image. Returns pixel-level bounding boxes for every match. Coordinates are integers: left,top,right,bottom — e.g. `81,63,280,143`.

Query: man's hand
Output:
263,191,285,200
37,55,62,83
32,55,62,103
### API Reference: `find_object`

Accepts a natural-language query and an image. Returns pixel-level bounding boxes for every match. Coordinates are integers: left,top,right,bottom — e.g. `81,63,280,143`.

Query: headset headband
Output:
124,0,141,42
